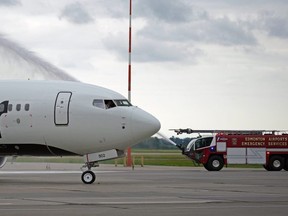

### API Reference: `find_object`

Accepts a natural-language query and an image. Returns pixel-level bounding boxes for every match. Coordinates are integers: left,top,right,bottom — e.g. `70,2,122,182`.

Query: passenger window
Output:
16,104,21,111
25,104,30,111
93,99,105,109
104,100,116,109
8,104,12,112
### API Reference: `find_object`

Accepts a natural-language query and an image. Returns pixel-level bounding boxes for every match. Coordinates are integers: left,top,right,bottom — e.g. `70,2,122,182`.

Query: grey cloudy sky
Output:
0,0,288,137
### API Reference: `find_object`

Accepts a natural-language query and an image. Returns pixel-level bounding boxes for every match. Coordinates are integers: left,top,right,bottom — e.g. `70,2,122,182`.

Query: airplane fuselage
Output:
0,80,160,157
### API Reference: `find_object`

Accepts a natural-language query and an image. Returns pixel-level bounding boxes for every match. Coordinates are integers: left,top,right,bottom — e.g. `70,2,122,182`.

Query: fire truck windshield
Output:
185,136,213,152
186,139,196,152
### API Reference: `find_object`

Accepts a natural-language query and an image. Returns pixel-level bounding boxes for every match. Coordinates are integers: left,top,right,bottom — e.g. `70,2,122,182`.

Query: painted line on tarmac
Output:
0,170,122,174
94,200,227,205
0,203,12,206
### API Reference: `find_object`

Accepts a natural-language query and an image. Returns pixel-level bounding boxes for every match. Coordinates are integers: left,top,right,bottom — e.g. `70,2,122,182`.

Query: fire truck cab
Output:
174,129,288,171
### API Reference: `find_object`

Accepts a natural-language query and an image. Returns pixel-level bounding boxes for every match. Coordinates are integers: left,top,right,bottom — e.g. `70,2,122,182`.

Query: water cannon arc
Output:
157,132,177,146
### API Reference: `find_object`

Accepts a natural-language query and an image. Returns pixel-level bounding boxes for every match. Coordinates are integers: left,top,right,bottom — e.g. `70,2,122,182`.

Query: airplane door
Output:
0,101,9,138
54,92,72,125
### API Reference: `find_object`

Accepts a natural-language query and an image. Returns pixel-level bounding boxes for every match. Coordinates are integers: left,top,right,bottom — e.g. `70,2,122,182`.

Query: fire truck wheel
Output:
204,155,224,171
268,156,284,171
283,159,288,171
263,165,272,171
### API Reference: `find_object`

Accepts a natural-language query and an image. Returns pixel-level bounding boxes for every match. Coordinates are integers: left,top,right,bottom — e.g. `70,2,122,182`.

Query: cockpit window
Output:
93,99,105,109
114,99,132,106
0,104,5,112
93,99,131,109
105,100,116,109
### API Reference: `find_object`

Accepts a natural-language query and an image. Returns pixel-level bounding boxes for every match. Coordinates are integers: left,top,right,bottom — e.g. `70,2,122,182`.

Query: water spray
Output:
157,132,178,146
0,33,77,81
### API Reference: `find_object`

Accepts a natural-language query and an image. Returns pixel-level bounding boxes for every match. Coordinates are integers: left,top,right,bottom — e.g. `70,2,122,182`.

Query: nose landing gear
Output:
81,170,96,184
81,149,125,184
81,162,98,184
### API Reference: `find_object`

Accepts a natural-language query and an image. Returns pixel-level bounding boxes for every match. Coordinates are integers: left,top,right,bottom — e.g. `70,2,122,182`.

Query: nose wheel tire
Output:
81,170,96,184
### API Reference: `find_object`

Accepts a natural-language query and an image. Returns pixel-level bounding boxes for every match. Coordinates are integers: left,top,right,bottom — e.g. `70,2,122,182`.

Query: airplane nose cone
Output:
131,108,161,143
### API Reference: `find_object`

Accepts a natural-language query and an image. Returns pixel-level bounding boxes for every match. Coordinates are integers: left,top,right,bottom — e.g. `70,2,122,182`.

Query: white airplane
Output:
0,80,160,184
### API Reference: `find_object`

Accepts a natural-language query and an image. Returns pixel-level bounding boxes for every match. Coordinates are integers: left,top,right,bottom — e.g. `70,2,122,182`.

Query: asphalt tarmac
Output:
0,162,288,216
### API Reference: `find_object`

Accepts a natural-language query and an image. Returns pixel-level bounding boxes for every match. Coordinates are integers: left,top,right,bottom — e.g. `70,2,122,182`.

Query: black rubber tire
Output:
283,159,288,171
203,163,209,170
81,170,96,184
263,165,272,171
204,155,224,171
268,156,284,171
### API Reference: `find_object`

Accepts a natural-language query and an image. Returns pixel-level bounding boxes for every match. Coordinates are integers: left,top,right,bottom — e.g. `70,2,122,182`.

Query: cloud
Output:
103,31,202,63
138,16,257,46
258,11,288,38
102,1,257,63
134,0,208,23
0,0,20,6
201,18,257,46
59,2,94,24
91,0,207,21
133,39,202,63
100,0,260,63
11,0,279,66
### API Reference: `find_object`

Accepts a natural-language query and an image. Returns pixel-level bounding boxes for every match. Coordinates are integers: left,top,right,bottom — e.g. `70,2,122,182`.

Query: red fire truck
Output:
173,129,288,171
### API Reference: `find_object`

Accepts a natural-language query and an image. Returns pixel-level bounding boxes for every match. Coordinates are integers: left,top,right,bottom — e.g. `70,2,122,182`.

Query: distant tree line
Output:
133,136,192,149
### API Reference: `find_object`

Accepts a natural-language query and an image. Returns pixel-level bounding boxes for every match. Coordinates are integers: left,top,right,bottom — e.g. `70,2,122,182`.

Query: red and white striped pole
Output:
126,0,132,167
128,0,132,102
